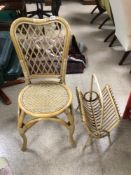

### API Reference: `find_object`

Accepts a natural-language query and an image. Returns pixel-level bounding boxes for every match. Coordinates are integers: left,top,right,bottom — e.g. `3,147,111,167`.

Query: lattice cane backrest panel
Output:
10,17,71,82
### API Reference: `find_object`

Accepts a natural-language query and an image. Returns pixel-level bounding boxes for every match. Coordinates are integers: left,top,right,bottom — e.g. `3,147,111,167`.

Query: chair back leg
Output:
99,17,110,29
109,35,117,47
104,30,115,42
0,88,11,105
91,5,98,14
90,11,104,24
119,51,130,65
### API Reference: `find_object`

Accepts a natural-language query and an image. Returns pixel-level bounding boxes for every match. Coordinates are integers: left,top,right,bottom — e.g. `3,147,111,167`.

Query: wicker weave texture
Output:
19,83,71,115
10,17,71,83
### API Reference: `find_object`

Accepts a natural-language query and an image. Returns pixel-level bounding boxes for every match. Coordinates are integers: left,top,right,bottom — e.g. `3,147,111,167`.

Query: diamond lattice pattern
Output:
16,22,66,75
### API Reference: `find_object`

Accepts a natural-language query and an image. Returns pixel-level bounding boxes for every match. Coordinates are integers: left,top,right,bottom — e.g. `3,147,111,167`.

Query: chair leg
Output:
18,109,27,151
17,103,76,151
1,79,25,88
76,105,79,111
104,30,115,42
20,129,27,151
91,5,98,14
108,133,112,145
98,17,110,29
109,35,117,47
119,51,130,65
0,88,11,105
65,105,76,147
90,11,104,24
83,137,93,151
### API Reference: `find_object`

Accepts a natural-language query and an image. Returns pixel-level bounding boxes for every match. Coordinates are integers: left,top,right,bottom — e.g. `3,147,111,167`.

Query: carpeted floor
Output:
0,158,13,175
0,0,131,175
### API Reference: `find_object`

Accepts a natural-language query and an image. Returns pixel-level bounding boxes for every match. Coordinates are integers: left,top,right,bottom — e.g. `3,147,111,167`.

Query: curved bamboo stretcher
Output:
10,16,76,151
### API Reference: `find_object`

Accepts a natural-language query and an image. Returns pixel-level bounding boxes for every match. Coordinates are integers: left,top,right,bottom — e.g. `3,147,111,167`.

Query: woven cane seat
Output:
18,83,72,117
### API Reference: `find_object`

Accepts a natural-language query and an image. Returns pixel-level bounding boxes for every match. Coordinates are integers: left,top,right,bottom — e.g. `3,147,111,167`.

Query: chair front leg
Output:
90,11,104,24
119,51,130,65
98,17,110,29
109,35,117,47
91,6,98,14
107,133,112,145
17,108,27,151
18,108,40,151
104,30,115,42
65,105,76,147
83,136,93,151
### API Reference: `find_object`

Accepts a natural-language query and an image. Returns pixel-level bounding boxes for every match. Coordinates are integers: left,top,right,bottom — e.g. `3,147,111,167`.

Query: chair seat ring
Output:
18,82,72,117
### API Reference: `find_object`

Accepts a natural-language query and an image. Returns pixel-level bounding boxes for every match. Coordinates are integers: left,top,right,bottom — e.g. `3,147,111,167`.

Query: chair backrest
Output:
109,0,131,49
76,74,120,138
10,17,71,84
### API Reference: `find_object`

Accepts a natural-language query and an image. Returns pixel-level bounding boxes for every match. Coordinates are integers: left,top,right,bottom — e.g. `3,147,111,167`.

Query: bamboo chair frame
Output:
10,17,76,151
76,74,121,149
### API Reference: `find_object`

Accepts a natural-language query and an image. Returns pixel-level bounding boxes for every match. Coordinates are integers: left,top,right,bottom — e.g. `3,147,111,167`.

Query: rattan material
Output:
19,83,72,116
10,17,75,151
76,74,121,148
10,17,71,84
102,86,120,132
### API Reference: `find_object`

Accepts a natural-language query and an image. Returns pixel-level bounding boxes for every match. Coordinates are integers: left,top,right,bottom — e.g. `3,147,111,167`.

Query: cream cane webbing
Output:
10,17,71,82
19,83,70,114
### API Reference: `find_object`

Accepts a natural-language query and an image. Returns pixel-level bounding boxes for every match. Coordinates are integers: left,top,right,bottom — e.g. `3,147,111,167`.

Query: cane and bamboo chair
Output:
76,74,121,149
10,16,76,151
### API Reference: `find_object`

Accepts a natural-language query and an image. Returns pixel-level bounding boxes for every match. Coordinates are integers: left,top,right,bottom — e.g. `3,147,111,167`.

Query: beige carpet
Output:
0,1,131,175
0,158,13,175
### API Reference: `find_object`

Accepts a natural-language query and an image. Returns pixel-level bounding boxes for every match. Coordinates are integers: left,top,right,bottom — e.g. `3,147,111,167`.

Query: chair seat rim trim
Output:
18,83,73,118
